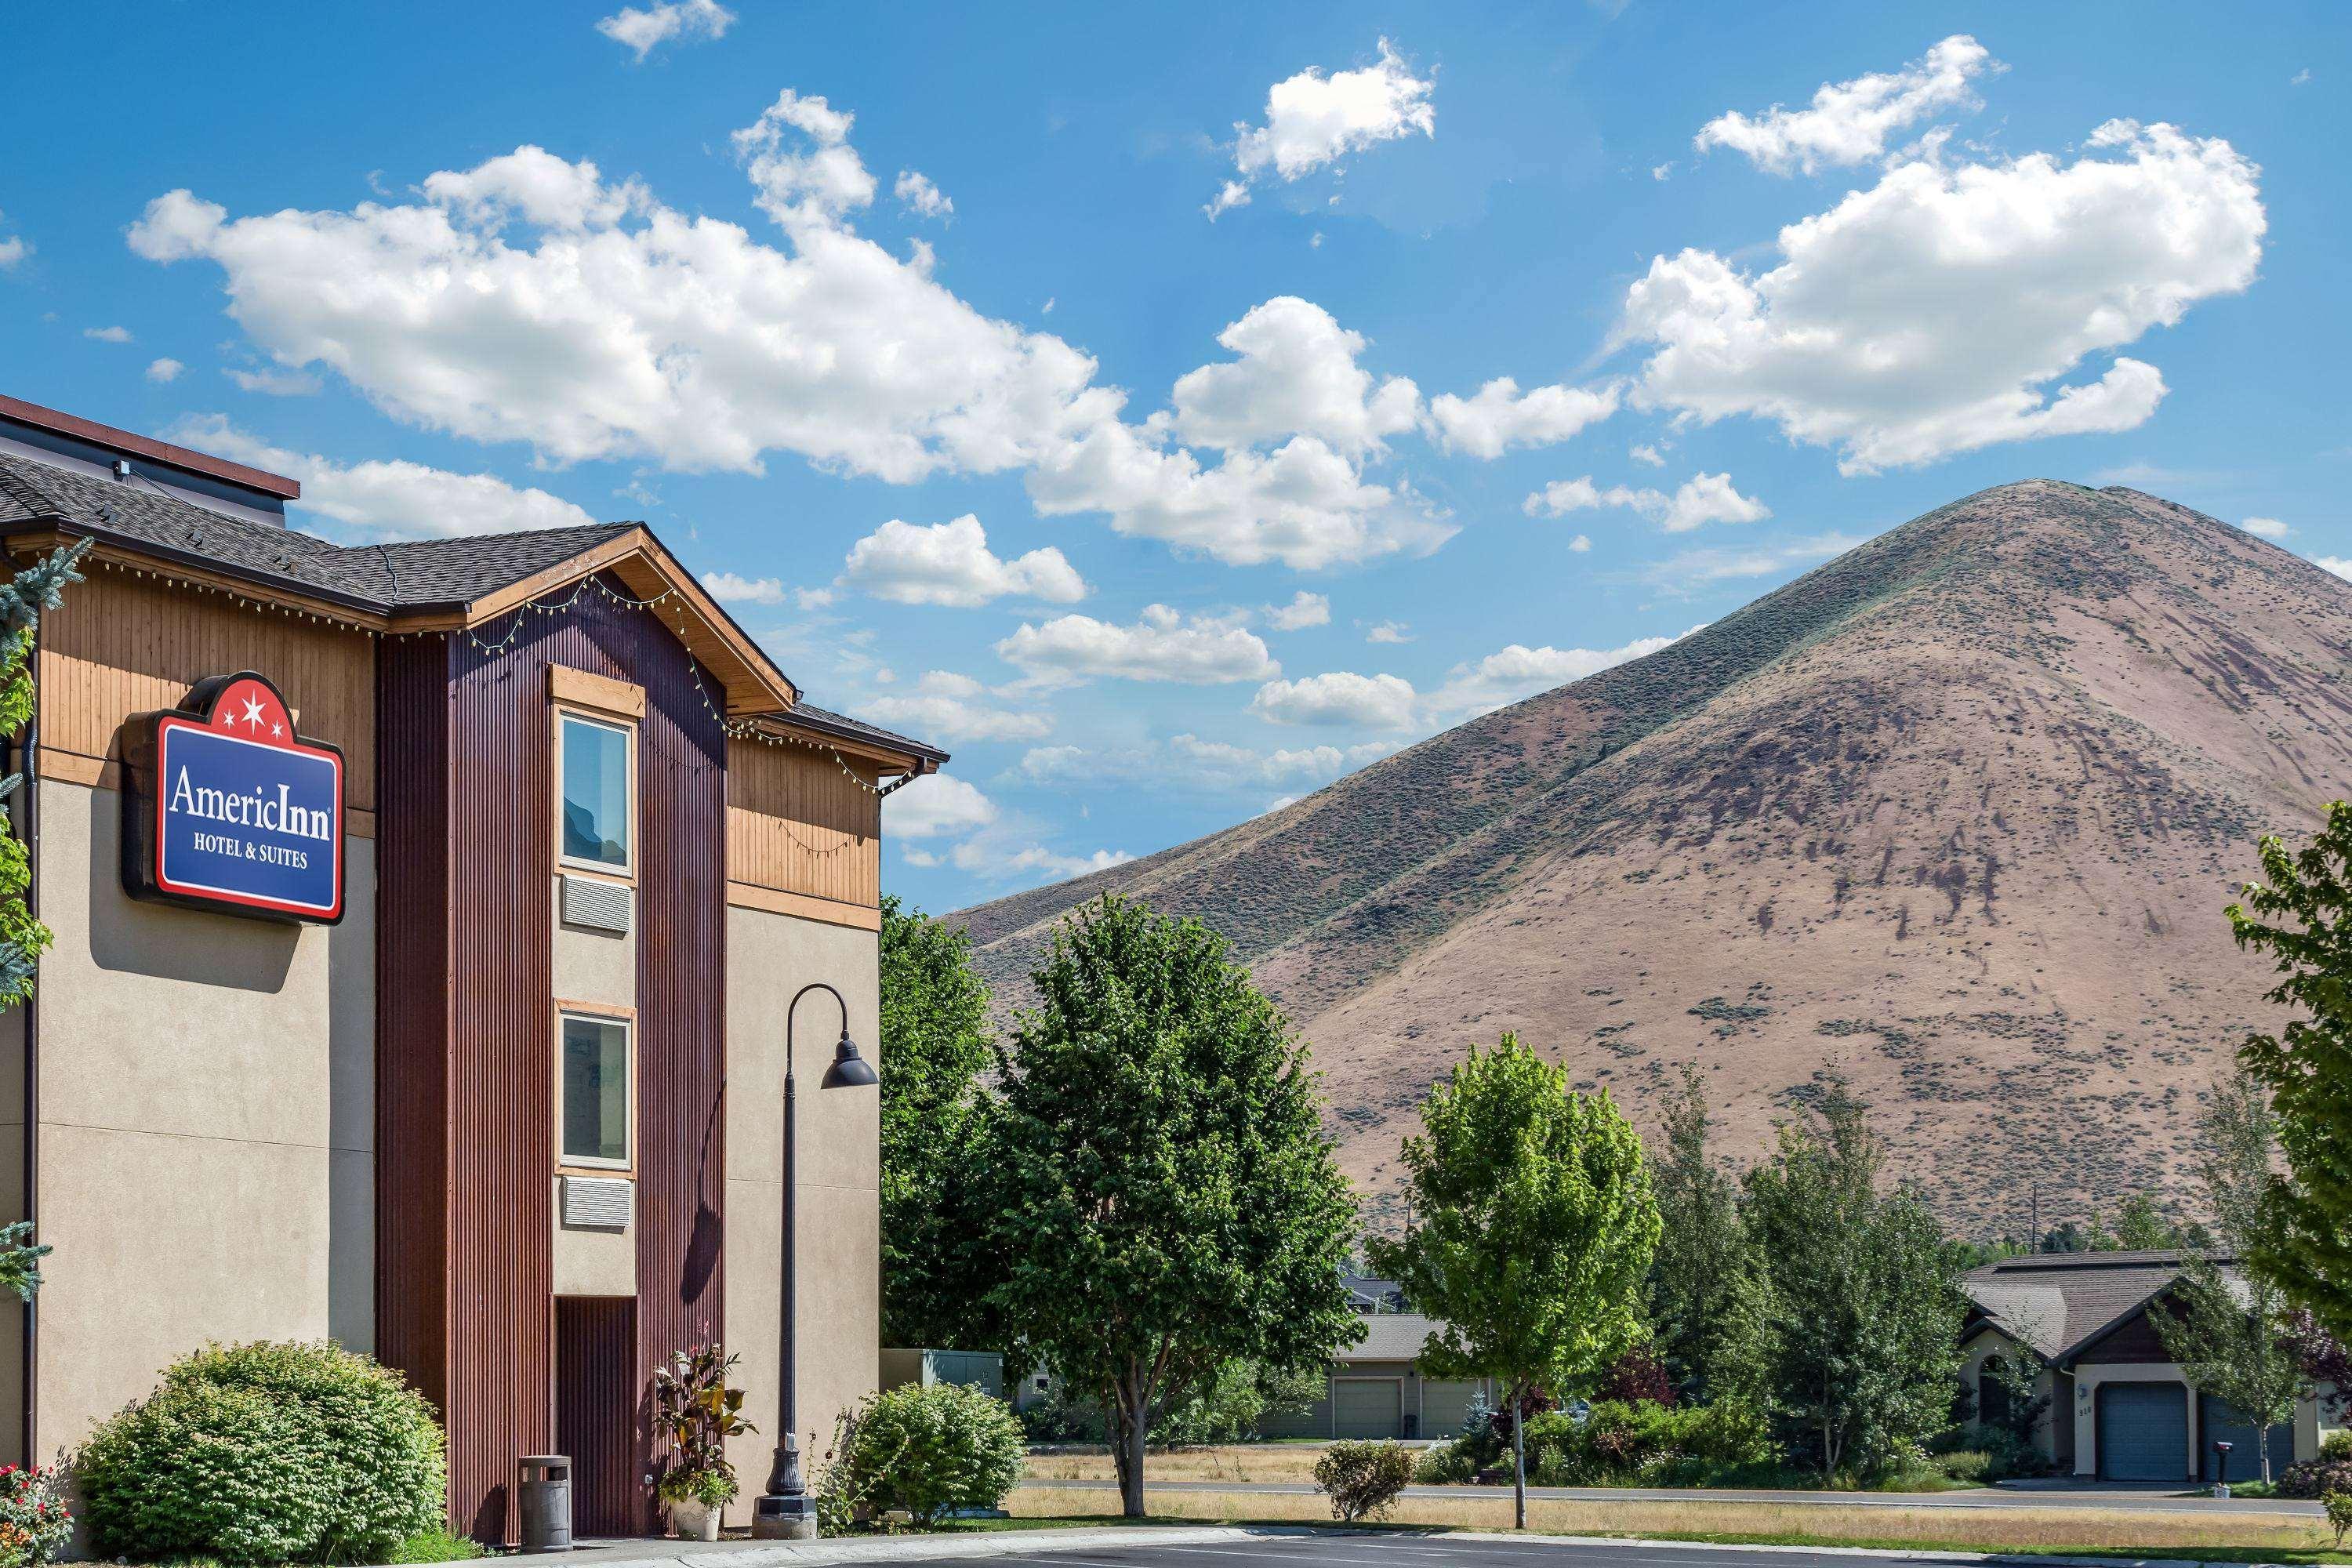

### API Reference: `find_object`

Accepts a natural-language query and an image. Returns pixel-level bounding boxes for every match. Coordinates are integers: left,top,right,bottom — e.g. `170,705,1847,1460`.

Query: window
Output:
561,1013,631,1170
559,712,632,873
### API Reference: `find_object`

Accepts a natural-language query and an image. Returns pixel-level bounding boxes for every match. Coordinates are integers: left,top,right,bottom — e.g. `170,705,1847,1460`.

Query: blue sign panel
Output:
122,672,345,924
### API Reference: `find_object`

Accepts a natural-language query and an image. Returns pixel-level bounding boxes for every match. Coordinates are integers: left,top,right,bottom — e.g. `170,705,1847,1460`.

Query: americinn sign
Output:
120,670,347,923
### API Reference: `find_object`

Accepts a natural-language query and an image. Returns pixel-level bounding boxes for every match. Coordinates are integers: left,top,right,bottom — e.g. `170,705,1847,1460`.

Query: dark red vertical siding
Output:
627,600,728,1532
379,578,727,1541
376,633,453,1436
556,1297,642,1537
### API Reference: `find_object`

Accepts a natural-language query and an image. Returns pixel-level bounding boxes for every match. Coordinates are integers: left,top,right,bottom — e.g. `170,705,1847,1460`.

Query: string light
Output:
85,552,917,797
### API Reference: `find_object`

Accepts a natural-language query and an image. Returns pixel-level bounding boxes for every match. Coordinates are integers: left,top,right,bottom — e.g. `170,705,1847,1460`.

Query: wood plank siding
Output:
34,563,377,817
725,736,880,913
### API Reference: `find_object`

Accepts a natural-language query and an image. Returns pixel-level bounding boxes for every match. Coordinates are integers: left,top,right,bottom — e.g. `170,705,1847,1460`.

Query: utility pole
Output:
2030,1182,2041,1254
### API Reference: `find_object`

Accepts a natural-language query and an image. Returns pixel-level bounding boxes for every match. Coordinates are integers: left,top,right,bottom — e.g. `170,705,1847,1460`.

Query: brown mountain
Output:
953,482,2352,1235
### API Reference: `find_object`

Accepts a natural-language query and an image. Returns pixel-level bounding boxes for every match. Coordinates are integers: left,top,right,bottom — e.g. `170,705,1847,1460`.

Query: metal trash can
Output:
517,1455,573,1553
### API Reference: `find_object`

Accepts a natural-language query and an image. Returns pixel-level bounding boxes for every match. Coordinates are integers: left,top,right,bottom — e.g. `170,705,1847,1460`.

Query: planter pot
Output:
669,1497,723,1541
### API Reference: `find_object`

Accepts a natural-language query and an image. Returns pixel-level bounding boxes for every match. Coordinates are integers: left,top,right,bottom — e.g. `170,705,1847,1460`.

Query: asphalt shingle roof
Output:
1346,1314,1447,1363
0,447,941,761
1962,1250,2234,1363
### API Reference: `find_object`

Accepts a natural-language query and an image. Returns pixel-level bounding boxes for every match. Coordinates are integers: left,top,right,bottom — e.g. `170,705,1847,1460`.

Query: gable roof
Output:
0,445,939,769
1345,1312,1448,1363
1962,1250,2236,1365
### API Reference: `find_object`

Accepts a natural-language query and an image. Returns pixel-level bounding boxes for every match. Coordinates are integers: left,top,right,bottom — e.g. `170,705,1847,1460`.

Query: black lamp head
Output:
820,1029,878,1088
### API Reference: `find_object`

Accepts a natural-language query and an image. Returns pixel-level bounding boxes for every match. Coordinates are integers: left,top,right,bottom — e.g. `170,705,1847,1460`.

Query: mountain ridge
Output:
953,481,2352,1232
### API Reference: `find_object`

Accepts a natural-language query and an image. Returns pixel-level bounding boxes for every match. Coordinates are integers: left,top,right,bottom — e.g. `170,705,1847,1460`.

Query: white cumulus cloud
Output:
894,169,953,220
1425,377,1619,459
129,110,1454,574
145,358,184,384
1250,670,1417,730
996,605,1279,687
1695,35,1998,176
1522,472,1767,532
1168,296,1419,457
1621,118,2264,473
864,670,1052,742
1266,590,1331,630
84,325,132,343
165,415,597,543
1210,38,1435,217
840,514,1086,607
2239,517,2289,540
700,572,789,604
882,773,996,838
596,0,735,60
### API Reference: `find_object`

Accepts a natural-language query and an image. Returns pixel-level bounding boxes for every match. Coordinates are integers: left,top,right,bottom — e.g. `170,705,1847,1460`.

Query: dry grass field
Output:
1025,1446,1333,1485
1009,1485,2348,1559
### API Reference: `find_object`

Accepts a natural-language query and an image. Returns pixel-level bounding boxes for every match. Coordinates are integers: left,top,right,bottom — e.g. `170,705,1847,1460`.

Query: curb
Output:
398,1524,2290,1568
472,1526,1266,1568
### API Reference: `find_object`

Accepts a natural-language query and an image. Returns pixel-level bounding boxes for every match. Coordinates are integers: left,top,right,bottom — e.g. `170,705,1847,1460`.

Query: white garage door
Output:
2098,1382,2188,1481
1333,1378,1403,1439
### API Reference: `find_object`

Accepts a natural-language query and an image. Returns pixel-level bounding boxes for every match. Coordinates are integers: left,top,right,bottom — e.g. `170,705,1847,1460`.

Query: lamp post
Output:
750,982,879,1540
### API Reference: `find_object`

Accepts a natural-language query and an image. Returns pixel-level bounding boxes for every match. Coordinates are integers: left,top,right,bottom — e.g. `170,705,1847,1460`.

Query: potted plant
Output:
652,1345,754,1541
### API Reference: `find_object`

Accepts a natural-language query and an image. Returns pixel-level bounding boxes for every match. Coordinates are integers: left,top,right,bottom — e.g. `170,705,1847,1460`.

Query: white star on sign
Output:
240,695,267,731
272,722,284,737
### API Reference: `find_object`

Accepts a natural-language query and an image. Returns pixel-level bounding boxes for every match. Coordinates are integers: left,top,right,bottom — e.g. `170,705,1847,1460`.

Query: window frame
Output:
554,706,638,881
555,1004,637,1177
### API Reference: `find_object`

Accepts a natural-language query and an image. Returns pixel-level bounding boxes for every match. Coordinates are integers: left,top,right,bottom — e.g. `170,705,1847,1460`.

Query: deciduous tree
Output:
877,895,1000,1351
1367,1035,1660,1528
985,896,1360,1518
2229,806,2352,1345
2152,1069,2306,1485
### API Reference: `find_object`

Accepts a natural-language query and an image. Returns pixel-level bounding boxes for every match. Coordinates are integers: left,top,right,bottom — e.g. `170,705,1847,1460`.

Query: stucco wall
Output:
1960,1325,2059,1459
719,905,880,1525
550,884,637,1298
22,779,374,1457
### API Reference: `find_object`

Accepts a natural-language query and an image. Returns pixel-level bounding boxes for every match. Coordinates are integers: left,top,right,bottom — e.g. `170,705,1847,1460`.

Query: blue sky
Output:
3,2,2344,912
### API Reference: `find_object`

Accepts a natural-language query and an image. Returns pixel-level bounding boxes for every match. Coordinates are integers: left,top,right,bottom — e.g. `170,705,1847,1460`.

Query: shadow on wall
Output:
82,788,299,992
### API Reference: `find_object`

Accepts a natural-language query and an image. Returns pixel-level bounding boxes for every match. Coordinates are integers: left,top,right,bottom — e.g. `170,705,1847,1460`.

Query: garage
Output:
2098,1382,2189,1481
2200,1394,2296,1483
1423,1379,1486,1439
1333,1377,1403,1439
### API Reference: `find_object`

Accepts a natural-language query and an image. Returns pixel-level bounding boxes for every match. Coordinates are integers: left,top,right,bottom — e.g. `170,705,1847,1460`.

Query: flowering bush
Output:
76,1341,445,1564
0,1464,72,1566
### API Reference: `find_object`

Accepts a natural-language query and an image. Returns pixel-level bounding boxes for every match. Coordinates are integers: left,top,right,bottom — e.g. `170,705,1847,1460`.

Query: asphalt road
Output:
887,1532,2039,1568
1019,1478,2323,1517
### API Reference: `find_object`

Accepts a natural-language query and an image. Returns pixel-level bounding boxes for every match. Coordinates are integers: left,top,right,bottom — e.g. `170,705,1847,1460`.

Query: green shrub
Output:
384,1529,485,1563
2325,1490,2352,1550
1411,1439,1480,1485
76,1340,445,1565
2323,1431,2352,1462
1524,1398,1776,1486
1313,1441,1414,1523
841,1382,1025,1526
1935,1450,1991,1483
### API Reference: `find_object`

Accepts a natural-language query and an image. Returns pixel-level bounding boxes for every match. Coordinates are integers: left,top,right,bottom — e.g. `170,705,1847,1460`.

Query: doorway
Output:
555,1297,641,1537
